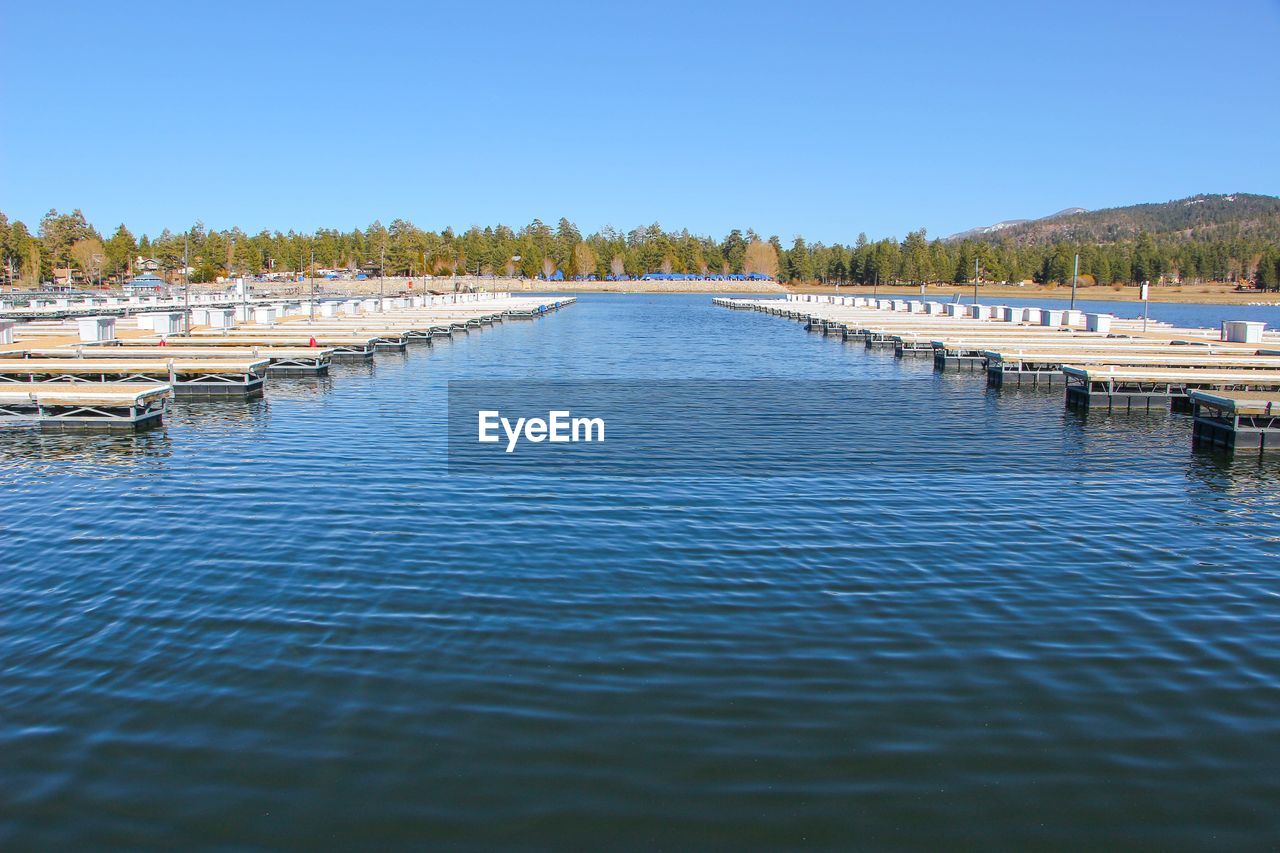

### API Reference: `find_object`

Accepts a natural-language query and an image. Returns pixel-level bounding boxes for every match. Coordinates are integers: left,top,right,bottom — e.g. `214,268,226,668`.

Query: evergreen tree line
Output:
3,209,1278,290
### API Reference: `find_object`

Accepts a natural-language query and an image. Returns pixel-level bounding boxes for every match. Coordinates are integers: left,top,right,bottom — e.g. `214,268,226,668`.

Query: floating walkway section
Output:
713,294,1278,453
1063,367,1280,413
0,358,268,397
24,345,335,376
1189,391,1280,452
0,383,170,430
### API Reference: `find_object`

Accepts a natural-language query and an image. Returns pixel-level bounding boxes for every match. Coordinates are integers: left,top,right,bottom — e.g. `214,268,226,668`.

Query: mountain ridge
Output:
947,193,1280,244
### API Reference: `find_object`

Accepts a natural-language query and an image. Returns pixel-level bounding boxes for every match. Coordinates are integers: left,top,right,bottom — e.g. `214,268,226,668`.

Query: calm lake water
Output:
2,294,1278,848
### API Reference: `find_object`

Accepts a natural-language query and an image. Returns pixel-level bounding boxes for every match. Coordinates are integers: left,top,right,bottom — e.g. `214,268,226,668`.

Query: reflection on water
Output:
0,427,174,482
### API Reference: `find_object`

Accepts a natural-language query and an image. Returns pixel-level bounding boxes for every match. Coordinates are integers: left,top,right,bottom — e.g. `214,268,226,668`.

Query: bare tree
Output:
572,243,597,278
743,240,779,278
610,255,626,278
71,237,105,285
541,256,556,278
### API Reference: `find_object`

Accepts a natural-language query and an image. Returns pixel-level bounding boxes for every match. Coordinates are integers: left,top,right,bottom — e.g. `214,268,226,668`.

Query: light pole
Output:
309,243,316,321
380,244,385,302
973,257,979,304
183,234,191,336
1069,253,1079,310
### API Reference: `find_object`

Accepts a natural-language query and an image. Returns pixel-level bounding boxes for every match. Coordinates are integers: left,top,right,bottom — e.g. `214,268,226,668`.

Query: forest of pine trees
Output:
3,207,1279,291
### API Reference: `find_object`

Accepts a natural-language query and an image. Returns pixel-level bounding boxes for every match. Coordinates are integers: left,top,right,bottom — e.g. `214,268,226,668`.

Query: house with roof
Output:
124,272,167,294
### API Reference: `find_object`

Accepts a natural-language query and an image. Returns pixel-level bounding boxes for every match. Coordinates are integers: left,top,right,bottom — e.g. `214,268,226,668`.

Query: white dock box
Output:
253,306,278,324
1222,320,1265,343
1040,310,1064,326
208,308,235,329
909,301,927,313
1063,309,1084,326
77,315,116,342
999,307,1019,322
1022,308,1042,324
969,305,990,320
234,304,255,322
1085,313,1113,333
320,302,339,317
924,301,944,315
0,320,15,345
944,303,963,317
140,312,184,336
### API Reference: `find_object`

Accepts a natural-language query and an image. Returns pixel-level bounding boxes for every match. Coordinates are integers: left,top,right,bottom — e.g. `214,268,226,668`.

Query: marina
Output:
715,294,1280,452
4,292,1280,850
0,293,574,428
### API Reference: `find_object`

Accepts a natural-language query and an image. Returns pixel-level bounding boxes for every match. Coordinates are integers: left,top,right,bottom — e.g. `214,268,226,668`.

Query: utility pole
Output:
1070,253,1079,310
309,244,316,321
183,234,191,336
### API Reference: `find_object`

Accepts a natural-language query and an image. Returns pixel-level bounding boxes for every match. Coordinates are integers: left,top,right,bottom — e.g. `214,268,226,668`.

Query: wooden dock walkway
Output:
1189,391,1280,452
0,359,269,397
0,382,170,429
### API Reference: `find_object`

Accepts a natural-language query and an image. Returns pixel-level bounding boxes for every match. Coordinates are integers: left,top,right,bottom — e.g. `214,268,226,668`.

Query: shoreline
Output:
779,283,1279,305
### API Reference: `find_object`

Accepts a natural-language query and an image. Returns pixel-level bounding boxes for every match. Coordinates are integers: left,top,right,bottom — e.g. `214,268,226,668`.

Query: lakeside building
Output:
124,272,167,295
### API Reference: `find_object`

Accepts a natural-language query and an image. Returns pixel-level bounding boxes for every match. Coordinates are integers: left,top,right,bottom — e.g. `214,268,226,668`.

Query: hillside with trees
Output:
952,194,1280,246
2,193,1279,292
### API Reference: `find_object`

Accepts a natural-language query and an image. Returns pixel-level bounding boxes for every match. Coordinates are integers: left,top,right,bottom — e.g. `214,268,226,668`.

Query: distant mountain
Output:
947,194,1280,245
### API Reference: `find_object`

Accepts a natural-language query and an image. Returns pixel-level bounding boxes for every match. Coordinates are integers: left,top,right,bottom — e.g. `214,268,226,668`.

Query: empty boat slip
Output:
0,383,171,429
0,359,269,397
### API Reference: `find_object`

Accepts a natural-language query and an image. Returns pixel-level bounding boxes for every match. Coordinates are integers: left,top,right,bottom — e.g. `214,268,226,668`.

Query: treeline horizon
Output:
4,208,1280,291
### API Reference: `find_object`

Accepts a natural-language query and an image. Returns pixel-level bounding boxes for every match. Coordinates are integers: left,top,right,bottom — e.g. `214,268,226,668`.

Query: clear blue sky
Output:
2,0,1277,243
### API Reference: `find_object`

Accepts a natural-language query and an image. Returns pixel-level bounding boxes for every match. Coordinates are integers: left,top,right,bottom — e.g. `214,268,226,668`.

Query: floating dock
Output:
1189,391,1280,452
1063,367,1280,412
987,351,1280,388
0,293,575,433
0,383,170,429
714,294,1279,453
0,359,269,398
24,345,333,376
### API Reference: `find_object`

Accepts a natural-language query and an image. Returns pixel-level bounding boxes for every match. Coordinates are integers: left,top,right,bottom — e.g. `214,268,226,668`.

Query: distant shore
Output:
782,283,1279,305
